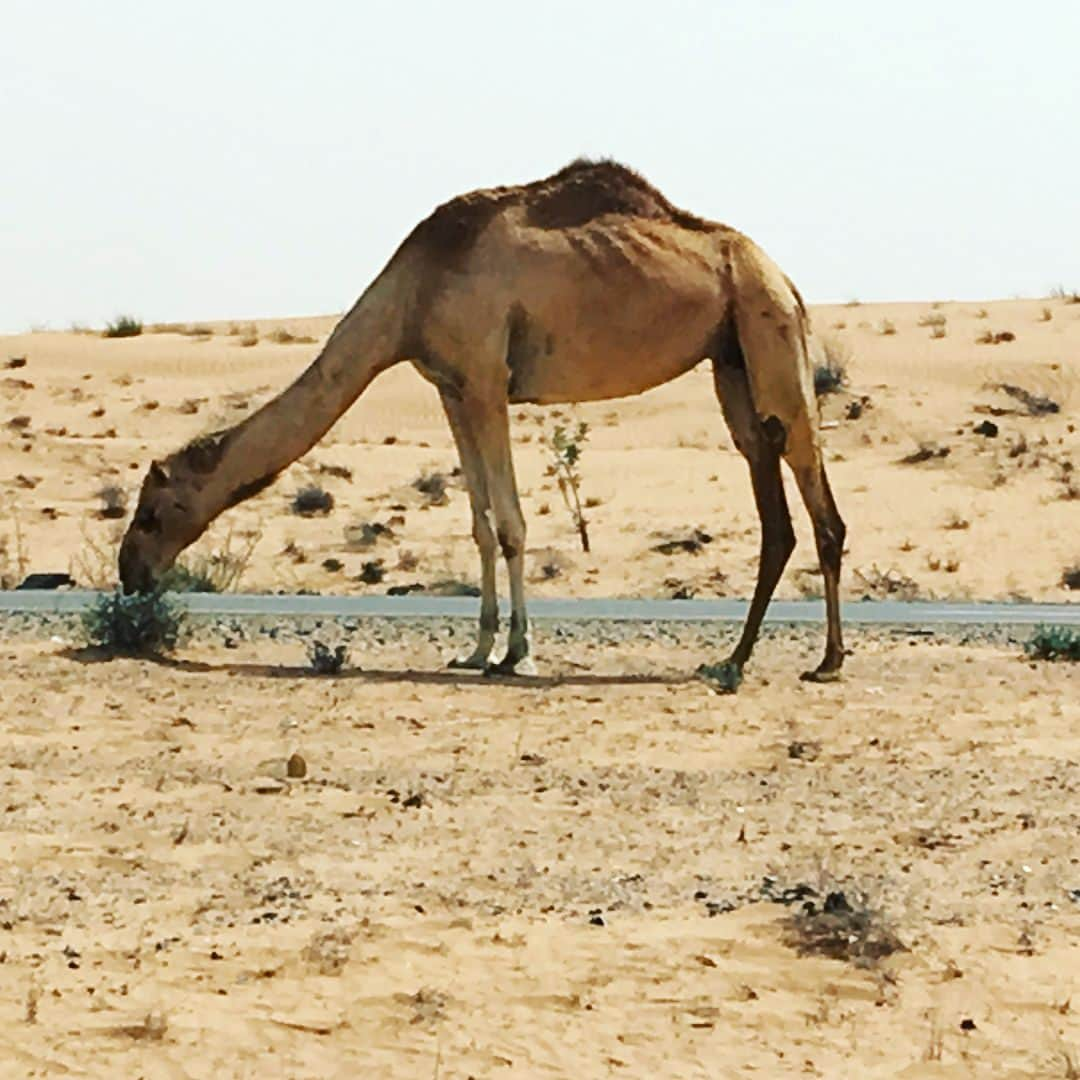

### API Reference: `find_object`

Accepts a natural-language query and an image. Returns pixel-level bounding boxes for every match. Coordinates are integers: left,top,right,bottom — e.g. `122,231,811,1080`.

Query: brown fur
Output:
120,159,844,683
409,159,714,266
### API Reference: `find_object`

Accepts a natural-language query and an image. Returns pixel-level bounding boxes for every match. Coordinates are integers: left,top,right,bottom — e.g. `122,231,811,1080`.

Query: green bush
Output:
103,315,143,338
1026,625,1080,662
81,589,186,655
308,639,348,674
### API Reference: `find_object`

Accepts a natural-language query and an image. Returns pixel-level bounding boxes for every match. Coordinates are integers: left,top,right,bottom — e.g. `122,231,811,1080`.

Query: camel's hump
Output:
406,159,712,261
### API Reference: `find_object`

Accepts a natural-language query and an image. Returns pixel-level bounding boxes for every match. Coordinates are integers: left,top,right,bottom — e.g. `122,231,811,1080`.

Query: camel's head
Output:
118,458,206,593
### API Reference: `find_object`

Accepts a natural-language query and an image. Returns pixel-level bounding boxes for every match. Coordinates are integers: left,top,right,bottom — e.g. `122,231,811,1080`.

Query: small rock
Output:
286,753,307,779
16,573,75,591
973,419,999,437
252,776,289,795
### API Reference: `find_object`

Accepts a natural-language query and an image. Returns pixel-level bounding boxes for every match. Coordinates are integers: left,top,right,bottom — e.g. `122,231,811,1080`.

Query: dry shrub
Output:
292,485,334,516
814,335,849,397
853,564,922,600
783,887,905,968
103,315,142,338
82,589,186,656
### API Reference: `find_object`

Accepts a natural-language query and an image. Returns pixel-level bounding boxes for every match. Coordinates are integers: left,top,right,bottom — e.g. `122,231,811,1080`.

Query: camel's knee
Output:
472,508,498,556
496,521,524,561
495,507,525,562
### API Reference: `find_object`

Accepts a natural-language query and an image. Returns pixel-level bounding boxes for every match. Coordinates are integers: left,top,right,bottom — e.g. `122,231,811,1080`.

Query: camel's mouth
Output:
118,539,156,595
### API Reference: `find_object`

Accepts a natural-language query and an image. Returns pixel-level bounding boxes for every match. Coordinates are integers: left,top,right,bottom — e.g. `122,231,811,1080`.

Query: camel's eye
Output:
134,508,161,534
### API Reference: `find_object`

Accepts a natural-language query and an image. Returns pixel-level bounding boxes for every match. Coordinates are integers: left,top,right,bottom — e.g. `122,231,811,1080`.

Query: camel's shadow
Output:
62,647,692,689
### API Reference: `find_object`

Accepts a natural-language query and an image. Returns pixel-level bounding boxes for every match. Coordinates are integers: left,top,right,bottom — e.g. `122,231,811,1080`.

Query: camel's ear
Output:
147,461,169,487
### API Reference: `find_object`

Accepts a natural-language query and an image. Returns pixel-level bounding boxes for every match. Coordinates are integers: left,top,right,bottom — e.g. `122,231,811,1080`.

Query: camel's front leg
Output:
440,391,499,670
464,392,534,676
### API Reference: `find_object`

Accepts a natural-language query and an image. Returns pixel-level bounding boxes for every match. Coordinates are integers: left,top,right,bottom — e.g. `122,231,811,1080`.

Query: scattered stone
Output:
252,777,289,795
286,752,307,779
652,528,713,556
973,419,999,437
899,441,950,464
787,740,821,762
4,356,27,369
387,583,425,596
356,560,385,585
17,573,75,591
302,927,354,975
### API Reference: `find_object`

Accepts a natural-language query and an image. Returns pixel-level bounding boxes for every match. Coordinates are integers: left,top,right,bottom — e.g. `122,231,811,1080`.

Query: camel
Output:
119,159,846,684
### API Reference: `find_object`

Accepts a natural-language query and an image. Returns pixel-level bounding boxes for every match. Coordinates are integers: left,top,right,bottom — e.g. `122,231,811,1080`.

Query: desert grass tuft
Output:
81,589,186,656
1026,625,1080,662
103,315,143,339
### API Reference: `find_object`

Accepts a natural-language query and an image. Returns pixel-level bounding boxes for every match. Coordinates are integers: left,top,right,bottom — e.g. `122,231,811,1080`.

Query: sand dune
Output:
2,297,1077,601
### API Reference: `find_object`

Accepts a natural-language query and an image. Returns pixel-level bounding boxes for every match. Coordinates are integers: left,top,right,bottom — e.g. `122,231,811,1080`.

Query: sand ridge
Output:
2,296,1078,601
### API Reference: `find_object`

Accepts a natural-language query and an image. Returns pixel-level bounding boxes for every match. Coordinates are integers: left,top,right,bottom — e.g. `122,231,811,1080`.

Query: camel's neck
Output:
197,270,407,518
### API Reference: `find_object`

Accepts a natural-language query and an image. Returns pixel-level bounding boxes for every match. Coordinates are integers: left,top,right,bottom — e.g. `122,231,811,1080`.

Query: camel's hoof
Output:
485,655,537,678
696,661,743,694
800,667,842,684
448,653,489,671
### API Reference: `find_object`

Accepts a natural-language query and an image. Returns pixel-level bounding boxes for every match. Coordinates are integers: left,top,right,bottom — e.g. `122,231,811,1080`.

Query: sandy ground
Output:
0,297,1077,1077
0,624,1077,1077
1,297,1078,601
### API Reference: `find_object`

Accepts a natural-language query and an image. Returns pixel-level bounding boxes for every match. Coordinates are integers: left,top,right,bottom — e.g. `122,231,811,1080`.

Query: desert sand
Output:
0,625,1077,1077
0,298,1078,1077
1,297,1078,599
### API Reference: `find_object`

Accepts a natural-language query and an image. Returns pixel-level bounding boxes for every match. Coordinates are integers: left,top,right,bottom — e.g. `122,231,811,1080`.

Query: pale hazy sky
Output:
2,0,1077,331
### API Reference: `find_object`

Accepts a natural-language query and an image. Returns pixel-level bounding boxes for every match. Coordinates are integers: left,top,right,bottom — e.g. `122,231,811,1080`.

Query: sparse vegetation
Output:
544,420,591,552
413,470,449,506
877,319,896,336
96,484,128,520
307,639,349,674
814,336,849,397
853,564,922,600
291,485,334,516
900,441,950,465
103,315,143,339
976,329,1016,345
995,382,1060,416
269,328,318,345
1039,306,1053,322
1062,565,1080,590
1049,285,1080,304
782,885,905,968
160,530,259,593
917,312,947,330
356,559,385,585
1025,625,1080,662
81,588,186,656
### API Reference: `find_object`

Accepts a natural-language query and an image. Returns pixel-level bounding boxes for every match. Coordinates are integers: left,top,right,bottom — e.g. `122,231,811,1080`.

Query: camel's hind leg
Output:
711,358,796,682
440,389,499,670
783,419,847,681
